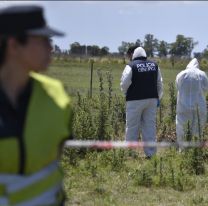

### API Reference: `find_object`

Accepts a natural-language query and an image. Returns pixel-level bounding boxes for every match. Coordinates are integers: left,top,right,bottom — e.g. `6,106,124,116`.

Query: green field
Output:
47,59,181,101
47,59,208,206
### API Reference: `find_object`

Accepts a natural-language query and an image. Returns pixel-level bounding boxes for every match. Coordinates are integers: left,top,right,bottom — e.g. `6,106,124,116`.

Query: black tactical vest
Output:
126,58,158,101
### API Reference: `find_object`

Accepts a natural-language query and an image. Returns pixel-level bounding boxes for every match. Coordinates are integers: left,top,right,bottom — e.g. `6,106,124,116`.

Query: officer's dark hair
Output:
0,34,28,66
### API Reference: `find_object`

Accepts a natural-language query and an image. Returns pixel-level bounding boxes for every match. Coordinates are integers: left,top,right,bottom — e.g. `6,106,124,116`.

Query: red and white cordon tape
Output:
65,140,208,149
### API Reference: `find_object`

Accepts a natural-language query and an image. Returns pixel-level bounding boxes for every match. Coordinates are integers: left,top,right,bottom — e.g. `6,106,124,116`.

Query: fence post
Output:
89,59,94,98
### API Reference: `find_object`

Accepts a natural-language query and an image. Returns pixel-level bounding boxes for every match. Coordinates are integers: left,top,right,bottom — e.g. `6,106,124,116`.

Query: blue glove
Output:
157,99,160,107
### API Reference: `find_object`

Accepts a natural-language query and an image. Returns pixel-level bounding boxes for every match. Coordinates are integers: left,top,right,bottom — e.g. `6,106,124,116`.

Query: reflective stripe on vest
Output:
7,161,58,193
0,197,8,205
15,184,61,206
0,184,61,206
0,161,62,205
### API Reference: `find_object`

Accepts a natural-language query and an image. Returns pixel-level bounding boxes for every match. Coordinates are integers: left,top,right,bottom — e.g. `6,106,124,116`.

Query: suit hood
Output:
132,47,147,60
186,58,199,70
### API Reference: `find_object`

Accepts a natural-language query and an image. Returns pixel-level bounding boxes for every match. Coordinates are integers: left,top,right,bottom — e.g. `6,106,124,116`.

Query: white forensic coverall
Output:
120,47,163,157
176,58,208,146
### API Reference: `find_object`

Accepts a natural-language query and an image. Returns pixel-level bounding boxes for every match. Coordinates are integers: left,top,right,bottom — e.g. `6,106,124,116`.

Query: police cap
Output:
0,5,64,37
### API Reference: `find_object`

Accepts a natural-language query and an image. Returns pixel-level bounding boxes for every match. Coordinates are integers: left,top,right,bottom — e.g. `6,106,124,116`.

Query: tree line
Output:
53,34,208,59
54,42,110,57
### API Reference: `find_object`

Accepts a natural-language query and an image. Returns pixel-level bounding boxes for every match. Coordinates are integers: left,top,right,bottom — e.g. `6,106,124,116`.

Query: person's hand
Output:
157,99,160,107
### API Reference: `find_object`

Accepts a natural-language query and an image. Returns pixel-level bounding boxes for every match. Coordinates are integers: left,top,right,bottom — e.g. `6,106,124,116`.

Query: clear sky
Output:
1,1,208,53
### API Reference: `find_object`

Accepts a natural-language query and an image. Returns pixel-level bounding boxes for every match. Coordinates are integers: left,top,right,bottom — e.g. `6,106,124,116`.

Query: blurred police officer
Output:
0,5,72,206
120,47,163,158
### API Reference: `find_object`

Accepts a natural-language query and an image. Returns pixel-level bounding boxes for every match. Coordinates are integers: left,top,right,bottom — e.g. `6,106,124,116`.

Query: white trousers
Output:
125,98,157,157
176,108,207,148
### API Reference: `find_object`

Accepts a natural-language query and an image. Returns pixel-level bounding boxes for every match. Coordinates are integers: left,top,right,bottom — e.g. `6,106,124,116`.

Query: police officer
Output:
0,5,72,205
120,47,163,158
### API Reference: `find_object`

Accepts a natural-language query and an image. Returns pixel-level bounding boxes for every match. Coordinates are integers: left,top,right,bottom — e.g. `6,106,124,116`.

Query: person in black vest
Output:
120,47,163,158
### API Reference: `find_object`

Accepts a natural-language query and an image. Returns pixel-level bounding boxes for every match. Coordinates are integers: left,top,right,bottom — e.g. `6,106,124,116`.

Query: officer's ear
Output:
7,37,23,57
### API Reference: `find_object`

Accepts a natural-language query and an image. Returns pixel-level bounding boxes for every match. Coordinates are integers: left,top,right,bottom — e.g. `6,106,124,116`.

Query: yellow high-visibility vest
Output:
0,72,72,206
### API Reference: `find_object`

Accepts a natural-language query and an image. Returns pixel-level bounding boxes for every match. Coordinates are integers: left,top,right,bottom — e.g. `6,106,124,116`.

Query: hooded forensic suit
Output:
176,58,208,145
120,47,163,157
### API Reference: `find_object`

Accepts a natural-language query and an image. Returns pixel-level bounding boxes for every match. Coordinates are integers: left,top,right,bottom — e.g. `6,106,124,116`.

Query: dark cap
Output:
0,5,64,37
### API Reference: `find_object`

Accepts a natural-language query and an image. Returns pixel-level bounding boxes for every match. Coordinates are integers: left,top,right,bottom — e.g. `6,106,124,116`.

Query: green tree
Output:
100,46,109,56
86,45,101,56
118,41,135,55
157,40,169,57
70,43,109,56
135,39,143,47
169,35,198,58
143,34,158,57
202,46,208,59
193,52,203,59
70,42,83,55
53,44,62,54
90,45,100,56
